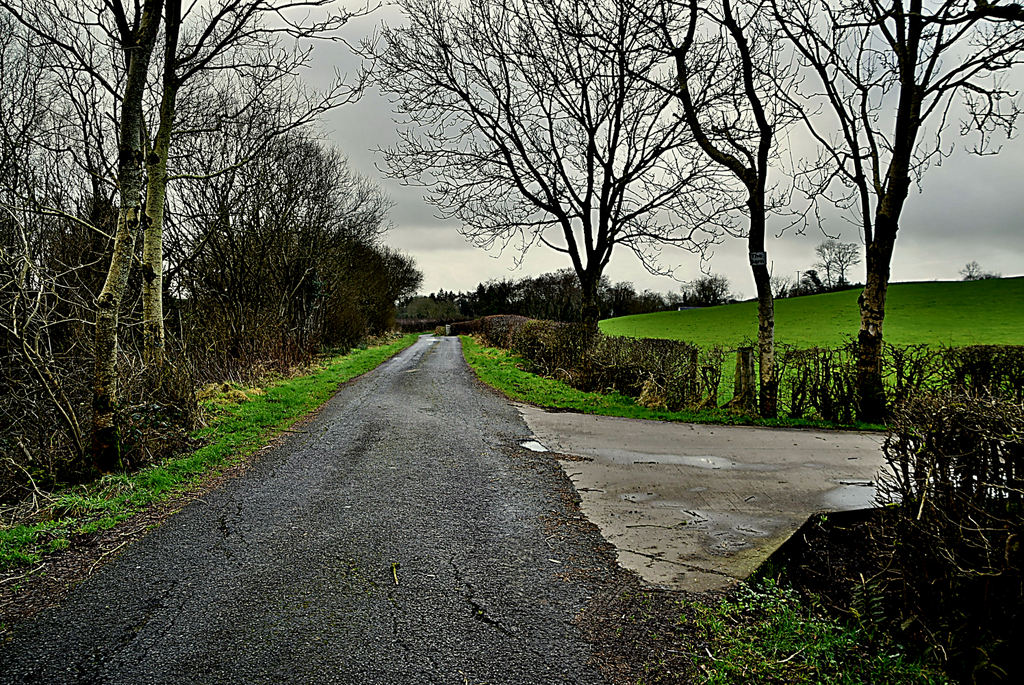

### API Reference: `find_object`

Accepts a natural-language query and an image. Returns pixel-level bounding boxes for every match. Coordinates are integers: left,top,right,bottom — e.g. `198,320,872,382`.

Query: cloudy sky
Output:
311,6,1024,300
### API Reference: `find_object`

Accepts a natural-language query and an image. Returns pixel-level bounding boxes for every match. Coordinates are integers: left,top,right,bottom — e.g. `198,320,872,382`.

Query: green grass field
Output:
600,277,1024,348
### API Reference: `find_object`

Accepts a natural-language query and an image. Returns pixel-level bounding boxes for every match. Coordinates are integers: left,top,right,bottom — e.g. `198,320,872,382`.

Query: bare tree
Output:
813,239,861,289
682,273,733,306
0,0,368,468
772,0,1024,422
94,1,164,469
1,0,166,468
373,0,716,329
140,0,364,368
959,260,1001,280
169,129,403,367
769,273,793,299
657,0,797,417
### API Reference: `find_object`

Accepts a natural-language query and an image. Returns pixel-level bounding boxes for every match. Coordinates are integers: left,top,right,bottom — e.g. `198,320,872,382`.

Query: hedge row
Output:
777,341,1024,422
876,393,1023,679
460,314,1024,420
463,315,721,410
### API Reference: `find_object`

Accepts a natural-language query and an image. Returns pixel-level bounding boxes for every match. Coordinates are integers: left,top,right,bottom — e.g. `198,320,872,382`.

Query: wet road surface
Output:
0,336,612,684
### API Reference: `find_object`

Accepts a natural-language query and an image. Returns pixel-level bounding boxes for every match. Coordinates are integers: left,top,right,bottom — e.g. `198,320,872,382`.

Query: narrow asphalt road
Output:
0,336,614,684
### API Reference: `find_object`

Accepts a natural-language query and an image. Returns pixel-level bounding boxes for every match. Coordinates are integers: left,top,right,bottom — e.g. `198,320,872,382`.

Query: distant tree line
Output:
401,237,872,326
401,253,861,326
399,269,684,324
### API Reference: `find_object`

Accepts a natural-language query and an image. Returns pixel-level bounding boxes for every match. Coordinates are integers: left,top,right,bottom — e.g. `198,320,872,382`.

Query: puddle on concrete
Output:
520,439,548,452
630,454,782,471
822,481,877,510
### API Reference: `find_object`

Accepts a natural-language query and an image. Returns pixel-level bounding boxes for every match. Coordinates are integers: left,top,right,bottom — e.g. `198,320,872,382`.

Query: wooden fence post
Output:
731,346,757,414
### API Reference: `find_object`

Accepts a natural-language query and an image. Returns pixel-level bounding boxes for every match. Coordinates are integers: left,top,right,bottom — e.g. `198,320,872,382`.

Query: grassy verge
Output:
0,334,419,573
688,581,947,683
460,336,881,431
624,581,947,684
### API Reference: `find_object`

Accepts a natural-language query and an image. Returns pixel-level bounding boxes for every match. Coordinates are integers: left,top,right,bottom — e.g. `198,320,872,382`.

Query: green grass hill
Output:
599,277,1024,348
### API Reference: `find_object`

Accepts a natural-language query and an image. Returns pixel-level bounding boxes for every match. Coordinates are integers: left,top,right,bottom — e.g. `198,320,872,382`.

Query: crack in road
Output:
449,556,517,640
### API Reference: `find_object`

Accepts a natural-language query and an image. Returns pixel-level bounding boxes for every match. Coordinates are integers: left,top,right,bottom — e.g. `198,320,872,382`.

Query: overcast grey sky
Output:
312,6,1024,299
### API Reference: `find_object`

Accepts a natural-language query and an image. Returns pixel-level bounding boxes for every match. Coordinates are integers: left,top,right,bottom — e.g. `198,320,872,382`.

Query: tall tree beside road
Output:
91,0,163,470
772,0,1024,423
0,0,365,468
374,0,717,330
0,0,166,469
140,0,362,369
662,0,797,418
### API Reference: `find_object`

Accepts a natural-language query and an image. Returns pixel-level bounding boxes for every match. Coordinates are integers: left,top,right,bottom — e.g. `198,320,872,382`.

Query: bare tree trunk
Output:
856,70,915,425
856,228,896,424
753,262,777,418
142,83,177,368
142,0,181,369
92,208,138,467
92,0,164,470
748,194,777,418
579,271,601,334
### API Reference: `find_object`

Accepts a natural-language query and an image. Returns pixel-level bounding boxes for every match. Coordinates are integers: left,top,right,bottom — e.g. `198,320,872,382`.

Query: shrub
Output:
877,392,1024,679
776,342,858,423
449,318,482,336
941,345,1024,401
509,319,590,383
885,343,945,407
469,314,1024,424
479,314,532,349
589,336,703,409
772,343,1024,422
473,314,711,410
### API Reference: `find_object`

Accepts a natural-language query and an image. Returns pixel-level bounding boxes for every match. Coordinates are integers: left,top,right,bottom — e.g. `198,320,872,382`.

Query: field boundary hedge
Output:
460,314,1024,423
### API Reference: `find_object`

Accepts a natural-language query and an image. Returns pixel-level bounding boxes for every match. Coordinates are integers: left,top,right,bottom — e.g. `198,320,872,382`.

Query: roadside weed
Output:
688,580,947,684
